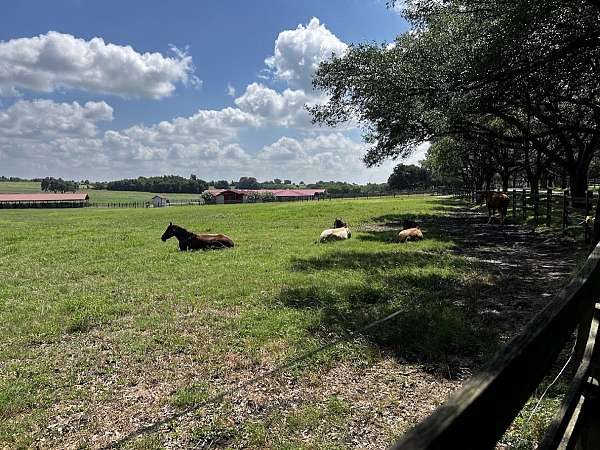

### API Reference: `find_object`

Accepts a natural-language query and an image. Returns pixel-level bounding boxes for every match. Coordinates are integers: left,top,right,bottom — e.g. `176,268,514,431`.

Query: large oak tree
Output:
311,0,600,197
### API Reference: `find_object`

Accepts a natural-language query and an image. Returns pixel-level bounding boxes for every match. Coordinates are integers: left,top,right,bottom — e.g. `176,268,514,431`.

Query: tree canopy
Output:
387,164,431,190
99,175,208,194
311,0,600,196
41,177,79,193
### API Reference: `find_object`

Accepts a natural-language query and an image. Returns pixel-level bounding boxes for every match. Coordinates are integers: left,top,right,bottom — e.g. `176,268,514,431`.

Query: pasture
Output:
0,181,199,203
0,196,583,448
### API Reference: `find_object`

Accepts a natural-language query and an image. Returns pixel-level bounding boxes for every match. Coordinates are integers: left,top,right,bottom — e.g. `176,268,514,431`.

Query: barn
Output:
204,189,326,204
0,193,89,209
207,190,245,204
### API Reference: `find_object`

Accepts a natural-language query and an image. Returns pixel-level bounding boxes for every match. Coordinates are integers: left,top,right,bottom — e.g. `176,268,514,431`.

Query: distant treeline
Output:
95,175,209,194
41,177,79,193
91,175,395,194
3,165,439,195
0,176,44,182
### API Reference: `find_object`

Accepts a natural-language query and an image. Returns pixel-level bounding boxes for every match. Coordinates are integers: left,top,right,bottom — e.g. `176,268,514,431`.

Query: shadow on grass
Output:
275,276,497,376
281,244,498,376
291,248,440,272
349,209,462,245
278,197,581,376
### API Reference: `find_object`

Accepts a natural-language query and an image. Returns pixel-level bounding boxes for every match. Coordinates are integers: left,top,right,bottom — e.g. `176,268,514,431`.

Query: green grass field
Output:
0,181,199,203
0,196,533,448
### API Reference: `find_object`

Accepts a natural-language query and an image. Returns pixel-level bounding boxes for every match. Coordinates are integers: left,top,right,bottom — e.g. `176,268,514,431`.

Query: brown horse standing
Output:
481,191,510,224
161,222,234,250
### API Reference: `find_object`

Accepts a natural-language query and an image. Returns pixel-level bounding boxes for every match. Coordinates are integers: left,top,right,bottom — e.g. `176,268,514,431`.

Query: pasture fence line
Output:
88,201,149,209
446,188,600,243
392,238,600,449
0,188,474,209
0,201,88,209
324,186,479,201
87,200,201,208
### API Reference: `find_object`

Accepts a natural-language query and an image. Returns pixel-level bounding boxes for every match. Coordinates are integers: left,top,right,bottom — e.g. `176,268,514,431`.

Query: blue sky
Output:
0,1,424,182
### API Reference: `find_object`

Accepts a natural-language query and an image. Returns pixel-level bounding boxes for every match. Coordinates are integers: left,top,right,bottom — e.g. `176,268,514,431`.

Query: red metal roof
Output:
206,189,326,198
0,193,89,202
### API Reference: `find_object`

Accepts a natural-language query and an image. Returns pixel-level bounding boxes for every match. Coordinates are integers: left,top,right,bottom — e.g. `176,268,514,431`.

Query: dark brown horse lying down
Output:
161,222,234,251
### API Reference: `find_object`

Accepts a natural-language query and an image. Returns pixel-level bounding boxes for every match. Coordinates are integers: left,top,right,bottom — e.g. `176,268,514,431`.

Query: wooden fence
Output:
324,187,470,201
449,188,599,242
89,201,149,208
391,239,600,449
391,190,600,449
88,200,201,208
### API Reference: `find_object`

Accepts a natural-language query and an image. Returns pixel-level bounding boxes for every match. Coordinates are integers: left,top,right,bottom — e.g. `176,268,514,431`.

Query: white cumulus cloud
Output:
256,133,395,182
0,19,407,182
234,82,315,128
0,99,112,139
264,17,347,91
100,106,260,161
0,31,197,98
226,83,236,97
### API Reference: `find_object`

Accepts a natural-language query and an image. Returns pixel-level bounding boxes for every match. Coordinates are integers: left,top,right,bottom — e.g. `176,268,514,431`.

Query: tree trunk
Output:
569,166,589,207
501,171,510,192
560,169,568,189
485,173,493,191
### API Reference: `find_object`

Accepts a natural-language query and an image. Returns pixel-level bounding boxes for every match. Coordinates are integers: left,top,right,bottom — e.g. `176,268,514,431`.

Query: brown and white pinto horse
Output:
161,222,234,250
319,227,351,243
398,227,424,242
479,191,510,224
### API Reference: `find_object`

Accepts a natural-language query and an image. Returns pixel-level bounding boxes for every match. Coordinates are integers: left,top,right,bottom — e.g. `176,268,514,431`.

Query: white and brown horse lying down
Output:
319,218,351,243
161,222,234,250
480,191,510,224
319,227,351,243
398,227,423,242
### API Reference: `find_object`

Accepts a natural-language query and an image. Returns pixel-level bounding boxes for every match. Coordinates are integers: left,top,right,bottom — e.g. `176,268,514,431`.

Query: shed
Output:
152,195,168,207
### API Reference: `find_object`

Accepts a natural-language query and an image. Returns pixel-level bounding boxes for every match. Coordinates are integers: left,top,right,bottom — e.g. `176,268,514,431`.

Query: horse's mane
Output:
171,224,187,232
171,224,194,239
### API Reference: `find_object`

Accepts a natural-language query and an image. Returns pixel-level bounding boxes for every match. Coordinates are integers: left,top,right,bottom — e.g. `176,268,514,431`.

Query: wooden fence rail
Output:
448,189,599,242
391,225,600,450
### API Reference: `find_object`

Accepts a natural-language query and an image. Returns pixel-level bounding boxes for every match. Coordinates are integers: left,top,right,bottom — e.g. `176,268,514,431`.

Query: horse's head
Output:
477,191,492,205
161,222,175,241
334,218,347,228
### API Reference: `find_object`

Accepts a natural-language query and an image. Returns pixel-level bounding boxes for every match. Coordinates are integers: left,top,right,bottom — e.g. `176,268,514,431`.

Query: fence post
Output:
562,190,569,233
522,188,527,220
546,188,552,226
586,190,592,219
533,191,539,225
